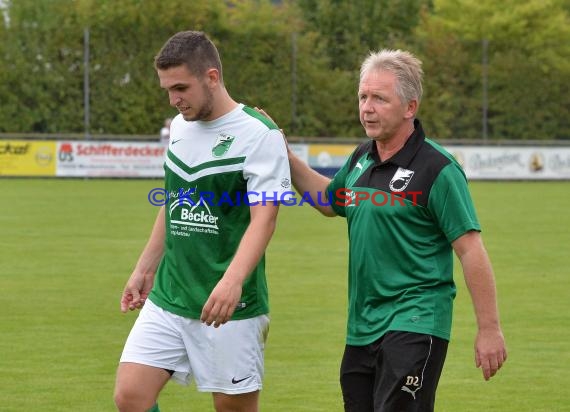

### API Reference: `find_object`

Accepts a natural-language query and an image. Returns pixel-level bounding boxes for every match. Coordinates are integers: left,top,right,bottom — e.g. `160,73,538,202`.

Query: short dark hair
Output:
154,31,223,81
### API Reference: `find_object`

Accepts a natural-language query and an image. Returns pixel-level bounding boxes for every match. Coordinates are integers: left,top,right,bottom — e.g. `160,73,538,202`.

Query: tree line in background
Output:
0,0,568,140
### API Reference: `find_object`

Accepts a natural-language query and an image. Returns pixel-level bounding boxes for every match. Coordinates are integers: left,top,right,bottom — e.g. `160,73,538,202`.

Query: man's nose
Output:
169,93,180,107
360,98,374,112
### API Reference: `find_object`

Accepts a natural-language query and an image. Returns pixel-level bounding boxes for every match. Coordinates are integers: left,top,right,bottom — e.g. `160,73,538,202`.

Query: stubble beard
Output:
182,84,214,121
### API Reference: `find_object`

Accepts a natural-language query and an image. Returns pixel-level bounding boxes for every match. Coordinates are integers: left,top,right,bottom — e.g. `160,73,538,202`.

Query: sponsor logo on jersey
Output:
169,186,220,235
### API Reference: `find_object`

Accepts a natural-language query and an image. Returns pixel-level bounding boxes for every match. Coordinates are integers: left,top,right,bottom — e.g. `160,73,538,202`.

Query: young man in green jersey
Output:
282,50,507,411
114,31,290,412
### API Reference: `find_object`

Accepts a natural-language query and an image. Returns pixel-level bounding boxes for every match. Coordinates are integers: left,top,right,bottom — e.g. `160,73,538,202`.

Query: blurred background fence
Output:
0,0,569,142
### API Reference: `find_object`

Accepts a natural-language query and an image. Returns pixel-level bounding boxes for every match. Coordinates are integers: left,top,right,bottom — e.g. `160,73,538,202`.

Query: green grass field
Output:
1,178,569,411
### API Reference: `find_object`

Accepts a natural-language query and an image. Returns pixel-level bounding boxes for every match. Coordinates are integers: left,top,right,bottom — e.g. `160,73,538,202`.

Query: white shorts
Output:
119,299,270,394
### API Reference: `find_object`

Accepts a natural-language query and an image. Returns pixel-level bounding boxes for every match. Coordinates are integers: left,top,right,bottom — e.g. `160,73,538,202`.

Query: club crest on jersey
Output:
212,133,235,157
389,167,415,191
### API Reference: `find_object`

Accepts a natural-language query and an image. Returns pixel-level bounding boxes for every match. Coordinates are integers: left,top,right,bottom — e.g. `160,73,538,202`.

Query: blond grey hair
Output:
360,49,423,106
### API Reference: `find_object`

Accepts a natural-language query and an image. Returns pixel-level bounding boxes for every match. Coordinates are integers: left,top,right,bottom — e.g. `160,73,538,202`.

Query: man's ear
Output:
404,99,418,119
205,68,220,87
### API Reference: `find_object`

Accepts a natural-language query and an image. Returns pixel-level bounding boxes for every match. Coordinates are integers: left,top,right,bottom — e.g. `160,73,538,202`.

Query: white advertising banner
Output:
0,140,564,180
445,146,570,180
300,144,570,180
56,141,166,177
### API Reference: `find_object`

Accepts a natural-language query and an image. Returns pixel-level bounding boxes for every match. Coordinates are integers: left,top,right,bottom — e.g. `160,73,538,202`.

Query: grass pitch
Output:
0,178,569,411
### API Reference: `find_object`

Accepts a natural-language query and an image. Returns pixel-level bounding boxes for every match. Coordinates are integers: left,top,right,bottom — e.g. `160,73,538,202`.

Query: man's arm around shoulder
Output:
288,149,336,217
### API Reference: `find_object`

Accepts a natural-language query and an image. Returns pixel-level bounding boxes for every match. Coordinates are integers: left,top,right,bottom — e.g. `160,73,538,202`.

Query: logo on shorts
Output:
231,375,251,384
401,375,421,399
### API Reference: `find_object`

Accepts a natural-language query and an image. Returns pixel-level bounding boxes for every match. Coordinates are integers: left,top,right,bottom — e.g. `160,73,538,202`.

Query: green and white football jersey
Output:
149,104,291,320
327,120,480,345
